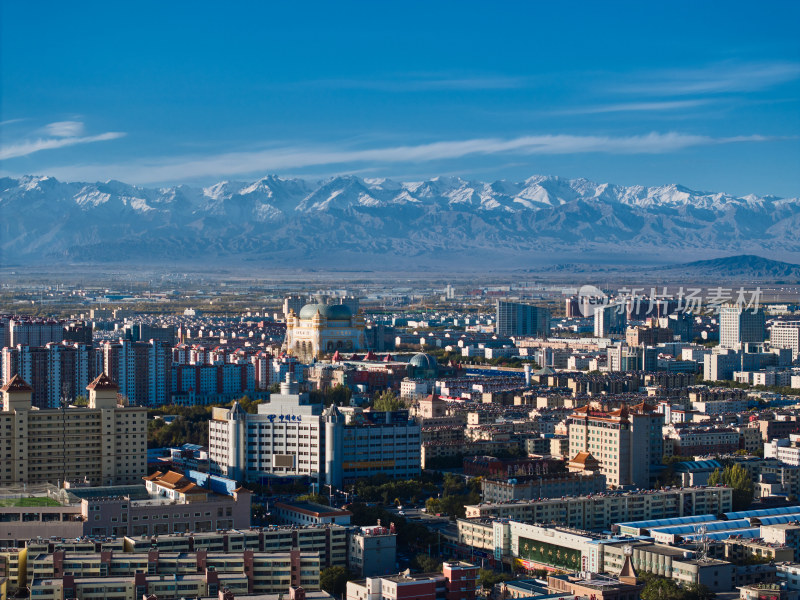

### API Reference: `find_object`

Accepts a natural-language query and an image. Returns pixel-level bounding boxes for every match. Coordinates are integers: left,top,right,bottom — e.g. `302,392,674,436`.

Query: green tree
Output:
309,384,353,407
684,583,716,600
296,493,329,506
708,464,754,511
373,390,404,411
238,396,263,414
640,574,685,600
478,568,512,590
443,473,464,496
320,566,353,595
413,554,442,573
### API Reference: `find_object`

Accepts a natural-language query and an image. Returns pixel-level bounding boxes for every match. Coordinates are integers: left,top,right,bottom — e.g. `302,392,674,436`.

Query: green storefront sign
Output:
518,537,581,570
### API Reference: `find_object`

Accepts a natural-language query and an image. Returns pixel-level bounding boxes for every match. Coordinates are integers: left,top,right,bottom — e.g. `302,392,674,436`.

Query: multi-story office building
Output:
101,339,172,406
496,301,550,338
607,344,656,372
0,373,146,486
209,377,421,487
209,377,325,482
1,342,94,408
771,322,800,360
568,402,663,488
594,305,627,337
704,348,742,381
480,471,607,503
626,324,674,347
704,346,789,381
335,409,421,487
464,486,733,529
663,425,741,456
657,313,695,342
720,305,766,350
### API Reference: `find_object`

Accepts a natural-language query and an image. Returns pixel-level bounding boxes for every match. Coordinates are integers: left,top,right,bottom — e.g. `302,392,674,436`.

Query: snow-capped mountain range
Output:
1,174,798,268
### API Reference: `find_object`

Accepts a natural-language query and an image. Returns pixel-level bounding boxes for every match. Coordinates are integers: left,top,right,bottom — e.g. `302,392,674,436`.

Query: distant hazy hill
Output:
1,174,799,269
670,255,800,279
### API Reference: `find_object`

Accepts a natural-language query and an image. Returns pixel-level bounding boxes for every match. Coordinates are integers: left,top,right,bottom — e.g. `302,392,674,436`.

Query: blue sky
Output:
1,1,799,196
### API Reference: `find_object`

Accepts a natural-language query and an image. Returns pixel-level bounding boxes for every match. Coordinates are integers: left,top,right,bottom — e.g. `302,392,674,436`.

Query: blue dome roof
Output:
298,303,352,320
409,352,438,372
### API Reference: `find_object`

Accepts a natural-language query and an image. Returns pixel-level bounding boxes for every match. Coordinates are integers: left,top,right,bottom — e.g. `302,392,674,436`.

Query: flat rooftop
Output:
275,501,351,517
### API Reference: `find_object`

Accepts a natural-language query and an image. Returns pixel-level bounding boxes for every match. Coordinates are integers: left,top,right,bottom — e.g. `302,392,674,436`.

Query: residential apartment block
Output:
346,561,477,600
567,402,663,488
19,548,320,600
0,374,146,486
1,342,94,409
464,486,733,529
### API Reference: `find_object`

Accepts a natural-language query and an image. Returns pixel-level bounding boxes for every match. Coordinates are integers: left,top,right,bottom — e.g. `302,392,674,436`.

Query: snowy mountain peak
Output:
1,173,797,267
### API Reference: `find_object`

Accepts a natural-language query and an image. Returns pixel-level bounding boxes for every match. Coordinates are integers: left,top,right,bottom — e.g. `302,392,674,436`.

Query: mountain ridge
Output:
1,174,798,268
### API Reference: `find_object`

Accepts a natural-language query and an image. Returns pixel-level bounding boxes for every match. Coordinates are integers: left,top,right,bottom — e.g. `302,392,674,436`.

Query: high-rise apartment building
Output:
9,318,66,347
607,344,657,372
495,300,550,337
720,305,766,350
1,342,94,408
594,304,627,337
0,373,147,485
283,295,307,318
101,339,172,406
568,402,663,488
658,312,695,342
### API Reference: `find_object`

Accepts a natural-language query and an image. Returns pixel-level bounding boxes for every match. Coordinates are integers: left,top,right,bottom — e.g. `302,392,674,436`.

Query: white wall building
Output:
720,306,766,350
771,322,800,360
209,377,324,481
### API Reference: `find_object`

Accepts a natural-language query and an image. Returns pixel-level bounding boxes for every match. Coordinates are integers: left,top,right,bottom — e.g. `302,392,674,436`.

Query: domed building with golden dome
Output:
283,303,367,361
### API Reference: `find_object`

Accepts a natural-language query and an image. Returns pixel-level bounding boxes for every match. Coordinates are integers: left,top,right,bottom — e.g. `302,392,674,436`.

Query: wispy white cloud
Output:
41,121,86,137
34,131,776,184
557,99,713,115
0,118,27,127
0,130,126,160
620,61,800,96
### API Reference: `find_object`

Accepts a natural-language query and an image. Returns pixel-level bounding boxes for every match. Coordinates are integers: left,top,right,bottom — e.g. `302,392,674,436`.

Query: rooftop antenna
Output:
696,524,709,560
60,381,72,488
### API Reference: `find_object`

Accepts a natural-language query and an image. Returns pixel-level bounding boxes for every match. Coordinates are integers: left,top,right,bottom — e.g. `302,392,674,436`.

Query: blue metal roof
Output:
617,514,716,530
672,460,723,473
755,514,800,525
647,519,750,535
725,505,800,519
681,528,760,541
